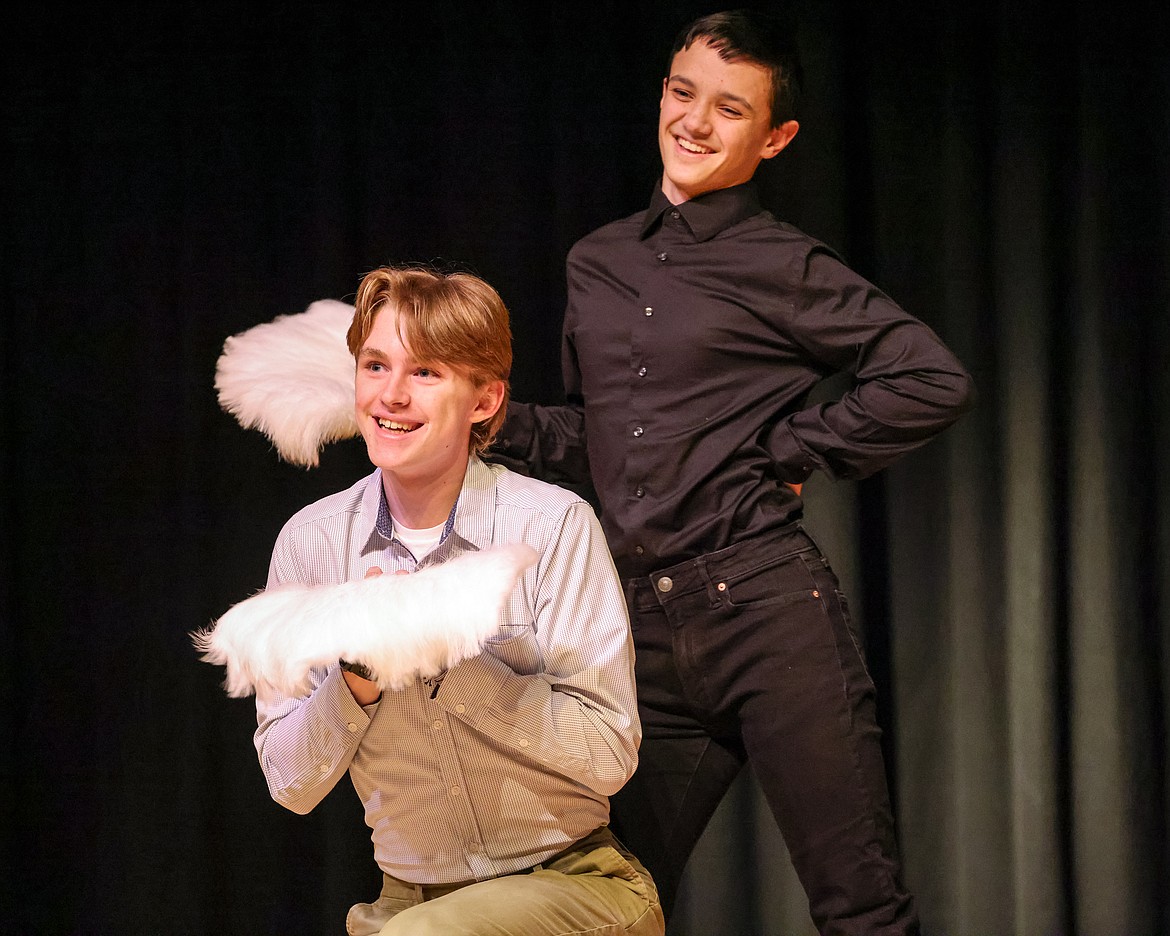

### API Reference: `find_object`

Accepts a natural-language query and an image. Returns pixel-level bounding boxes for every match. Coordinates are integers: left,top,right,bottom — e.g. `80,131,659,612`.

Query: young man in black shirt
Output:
497,9,974,934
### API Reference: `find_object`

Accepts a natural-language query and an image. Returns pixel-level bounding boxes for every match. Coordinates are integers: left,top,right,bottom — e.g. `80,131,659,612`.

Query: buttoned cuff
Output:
431,653,513,726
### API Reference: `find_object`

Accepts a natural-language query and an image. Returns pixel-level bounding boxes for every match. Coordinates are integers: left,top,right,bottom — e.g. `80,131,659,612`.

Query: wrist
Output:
339,659,374,681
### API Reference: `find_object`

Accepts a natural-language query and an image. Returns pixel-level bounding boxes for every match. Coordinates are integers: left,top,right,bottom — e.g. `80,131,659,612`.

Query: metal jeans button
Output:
656,576,673,593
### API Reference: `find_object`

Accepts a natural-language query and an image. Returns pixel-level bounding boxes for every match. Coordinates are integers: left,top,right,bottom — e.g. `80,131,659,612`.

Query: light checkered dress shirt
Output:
253,457,640,884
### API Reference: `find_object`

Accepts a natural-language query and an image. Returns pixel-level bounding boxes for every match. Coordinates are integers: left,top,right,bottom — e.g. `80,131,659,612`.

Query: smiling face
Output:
355,304,504,520
658,39,799,204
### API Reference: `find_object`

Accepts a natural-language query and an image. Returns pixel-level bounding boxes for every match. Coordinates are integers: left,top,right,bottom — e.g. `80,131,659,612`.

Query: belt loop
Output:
624,578,638,607
413,882,424,903
694,556,723,607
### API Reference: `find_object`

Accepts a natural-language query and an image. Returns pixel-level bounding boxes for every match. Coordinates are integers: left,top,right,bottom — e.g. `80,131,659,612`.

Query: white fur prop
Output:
192,544,539,701
215,299,359,467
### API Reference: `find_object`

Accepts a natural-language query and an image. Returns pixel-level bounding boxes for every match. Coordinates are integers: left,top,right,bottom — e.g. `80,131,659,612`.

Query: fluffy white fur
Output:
193,543,538,702
215,299,359,467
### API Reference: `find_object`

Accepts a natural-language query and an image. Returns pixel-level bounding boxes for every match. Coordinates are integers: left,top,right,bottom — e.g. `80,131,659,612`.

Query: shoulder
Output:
568,209,644,260
490,463,590,518
275,471,372,542
730,210,844,259
480,464,603,550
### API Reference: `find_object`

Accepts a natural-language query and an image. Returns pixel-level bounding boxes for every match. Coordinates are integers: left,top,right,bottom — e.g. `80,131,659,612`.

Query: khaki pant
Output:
346,826,664,936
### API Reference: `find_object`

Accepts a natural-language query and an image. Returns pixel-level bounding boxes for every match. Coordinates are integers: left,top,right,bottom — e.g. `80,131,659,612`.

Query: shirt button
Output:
432,719,443,729
656,576,674,593
346,722,358,733
468,842,483,854
634,546,644,556
656,252,668,261
518,738,530,747
633,427,644,437
638,366,647,377
450,787,461,797
455,703,466,714
635,486,645,497
644,307,653,316
670,210,681,219
318,763,330,774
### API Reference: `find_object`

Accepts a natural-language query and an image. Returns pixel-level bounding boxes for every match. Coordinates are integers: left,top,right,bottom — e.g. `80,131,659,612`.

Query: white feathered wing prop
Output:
215,299,358,467
193,544,539,702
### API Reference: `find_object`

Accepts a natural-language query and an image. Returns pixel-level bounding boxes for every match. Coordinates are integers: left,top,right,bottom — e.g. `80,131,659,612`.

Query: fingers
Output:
364,566,408,578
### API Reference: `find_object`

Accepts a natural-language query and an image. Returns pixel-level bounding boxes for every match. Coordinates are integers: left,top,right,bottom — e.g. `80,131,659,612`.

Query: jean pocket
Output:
718,551,820,610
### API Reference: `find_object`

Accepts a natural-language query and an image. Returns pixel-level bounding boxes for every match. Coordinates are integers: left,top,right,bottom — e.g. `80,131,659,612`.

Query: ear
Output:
760,119,799,161
470,380,506,424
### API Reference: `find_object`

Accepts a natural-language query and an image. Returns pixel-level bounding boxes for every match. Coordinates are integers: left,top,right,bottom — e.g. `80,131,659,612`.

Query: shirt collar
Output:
639,181,764,242
362,457,495,554
449,456,495,550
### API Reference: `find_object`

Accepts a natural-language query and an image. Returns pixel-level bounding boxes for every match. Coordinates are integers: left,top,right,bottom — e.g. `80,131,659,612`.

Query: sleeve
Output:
766,245,976,482
486,301,596,506
251,527,378,815
427,502,640,797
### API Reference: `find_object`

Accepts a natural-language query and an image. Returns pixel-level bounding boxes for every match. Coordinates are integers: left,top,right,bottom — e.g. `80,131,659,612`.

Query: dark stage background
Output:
3,2,1168,934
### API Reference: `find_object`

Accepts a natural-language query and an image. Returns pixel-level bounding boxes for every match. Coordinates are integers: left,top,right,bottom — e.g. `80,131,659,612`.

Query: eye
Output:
719,106,744,118
671,86,693,101
363,360,386,373
415,366,440,380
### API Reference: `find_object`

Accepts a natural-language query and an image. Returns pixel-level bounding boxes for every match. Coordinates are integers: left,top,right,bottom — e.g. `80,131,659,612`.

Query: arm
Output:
492,399,589,486
427,502,640,797
487,296,594,503
251,534,378,815
767,247,976,483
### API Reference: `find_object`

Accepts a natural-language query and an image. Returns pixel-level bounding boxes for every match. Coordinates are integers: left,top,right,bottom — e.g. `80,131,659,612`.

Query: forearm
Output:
771,272,976,482
427,501,640,795
253,665,374,814
492,401,592,495
434,651,639,796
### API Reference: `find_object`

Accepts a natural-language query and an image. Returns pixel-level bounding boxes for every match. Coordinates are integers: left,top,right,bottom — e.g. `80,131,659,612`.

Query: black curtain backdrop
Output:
4,2,1168,934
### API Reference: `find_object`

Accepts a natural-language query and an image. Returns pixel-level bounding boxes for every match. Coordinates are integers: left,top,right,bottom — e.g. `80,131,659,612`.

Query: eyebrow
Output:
668,74,758,114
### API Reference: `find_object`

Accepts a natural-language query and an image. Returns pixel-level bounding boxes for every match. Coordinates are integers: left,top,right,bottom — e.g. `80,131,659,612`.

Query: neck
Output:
380,459,468,530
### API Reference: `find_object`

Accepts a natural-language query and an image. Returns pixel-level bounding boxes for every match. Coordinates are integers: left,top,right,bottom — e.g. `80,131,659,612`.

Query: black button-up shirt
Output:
500,182,974,579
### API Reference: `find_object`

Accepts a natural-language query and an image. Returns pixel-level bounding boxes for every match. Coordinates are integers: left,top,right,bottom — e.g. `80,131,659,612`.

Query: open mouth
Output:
376,417,421,434
675,135,714,154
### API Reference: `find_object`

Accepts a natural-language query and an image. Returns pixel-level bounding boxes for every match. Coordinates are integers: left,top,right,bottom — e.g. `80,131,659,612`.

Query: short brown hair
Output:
670,9,803,126
348,264,512,454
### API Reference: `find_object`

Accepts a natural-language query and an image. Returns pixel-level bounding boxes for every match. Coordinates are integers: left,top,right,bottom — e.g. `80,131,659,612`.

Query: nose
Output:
682,101,713,138
381,370,410,407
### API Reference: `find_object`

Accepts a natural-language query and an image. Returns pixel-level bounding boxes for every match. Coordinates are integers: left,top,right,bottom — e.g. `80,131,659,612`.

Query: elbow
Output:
258,754,323,816
269,785,318,816
951,369,977,417
921,367,977,431
592,745,639,798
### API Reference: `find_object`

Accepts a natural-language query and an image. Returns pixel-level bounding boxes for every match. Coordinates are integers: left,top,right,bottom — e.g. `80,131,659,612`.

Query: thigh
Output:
610,731,742,918
378,835,664,936
615,601,745,913
728,554,912,931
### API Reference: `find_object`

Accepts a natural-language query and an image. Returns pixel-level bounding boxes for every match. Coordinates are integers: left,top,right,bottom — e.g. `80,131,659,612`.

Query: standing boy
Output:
496,9,974,934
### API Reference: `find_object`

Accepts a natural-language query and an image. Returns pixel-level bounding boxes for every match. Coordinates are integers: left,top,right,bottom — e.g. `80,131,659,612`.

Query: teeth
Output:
677,136,713,154
377,418,418,432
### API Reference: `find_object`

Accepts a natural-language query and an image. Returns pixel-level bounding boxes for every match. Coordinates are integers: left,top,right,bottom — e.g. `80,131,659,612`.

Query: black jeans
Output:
611,524,919,936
